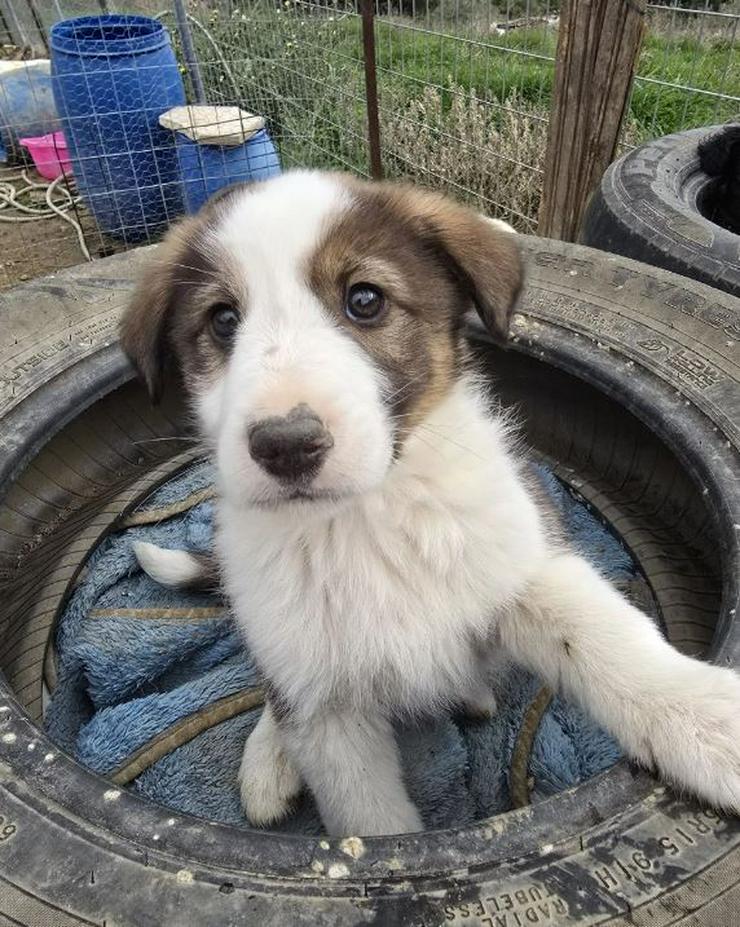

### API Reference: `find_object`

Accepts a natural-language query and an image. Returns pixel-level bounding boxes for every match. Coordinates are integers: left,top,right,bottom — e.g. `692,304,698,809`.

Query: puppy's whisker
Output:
382,374,426,406
161,261,223,280
416,424,488,462
167,280,226,290
133,437,203,446
392,415,473,461
404,429,447,460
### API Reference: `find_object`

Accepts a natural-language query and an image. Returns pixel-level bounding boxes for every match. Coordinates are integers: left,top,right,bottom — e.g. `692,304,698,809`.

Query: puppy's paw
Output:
460,686,498,721
327,797,424,837
133,542,202,589
642,664,740,812
238,724,302,826
462,692,498,721
363,801,424,837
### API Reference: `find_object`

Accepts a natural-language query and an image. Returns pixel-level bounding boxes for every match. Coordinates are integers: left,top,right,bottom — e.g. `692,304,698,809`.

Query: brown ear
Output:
119,218,195,403
401,188,524,340
120,259,171,403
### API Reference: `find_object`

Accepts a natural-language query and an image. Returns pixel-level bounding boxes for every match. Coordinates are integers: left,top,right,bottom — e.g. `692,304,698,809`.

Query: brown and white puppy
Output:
123,171,740,837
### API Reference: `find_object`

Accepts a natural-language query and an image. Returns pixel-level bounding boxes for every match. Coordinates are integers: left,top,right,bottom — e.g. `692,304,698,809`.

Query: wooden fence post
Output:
360,0,383,180
538,0,646,241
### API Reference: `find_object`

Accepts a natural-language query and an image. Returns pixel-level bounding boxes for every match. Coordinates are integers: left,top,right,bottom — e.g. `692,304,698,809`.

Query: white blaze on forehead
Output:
195,170,395,505
208,171,351,295
203,170,358,421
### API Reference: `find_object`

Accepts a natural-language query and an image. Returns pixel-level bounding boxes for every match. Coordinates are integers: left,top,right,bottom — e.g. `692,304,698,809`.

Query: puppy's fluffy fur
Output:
121,171,740,837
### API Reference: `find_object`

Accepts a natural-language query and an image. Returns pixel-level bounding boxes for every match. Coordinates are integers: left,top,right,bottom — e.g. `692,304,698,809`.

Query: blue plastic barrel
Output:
50,15,186,244
0,61,59,164
176,128,282,213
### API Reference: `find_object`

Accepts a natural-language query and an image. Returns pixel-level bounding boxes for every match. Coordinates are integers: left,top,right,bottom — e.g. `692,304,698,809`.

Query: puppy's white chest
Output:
222,515,471,706
217,456,543,712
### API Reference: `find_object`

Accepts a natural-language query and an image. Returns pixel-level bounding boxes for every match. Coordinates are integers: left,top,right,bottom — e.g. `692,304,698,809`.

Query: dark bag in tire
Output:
580,125,740,297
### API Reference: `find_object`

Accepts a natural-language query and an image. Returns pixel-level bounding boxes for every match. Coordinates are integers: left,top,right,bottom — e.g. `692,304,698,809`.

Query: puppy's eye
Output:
209,304,240,344
345,283,386,325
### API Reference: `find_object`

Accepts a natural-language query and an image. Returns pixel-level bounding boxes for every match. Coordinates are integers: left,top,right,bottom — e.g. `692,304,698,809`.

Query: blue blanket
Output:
46,460,636,833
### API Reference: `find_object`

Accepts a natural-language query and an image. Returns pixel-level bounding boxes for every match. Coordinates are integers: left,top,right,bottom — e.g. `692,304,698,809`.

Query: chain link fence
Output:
0,0,738,289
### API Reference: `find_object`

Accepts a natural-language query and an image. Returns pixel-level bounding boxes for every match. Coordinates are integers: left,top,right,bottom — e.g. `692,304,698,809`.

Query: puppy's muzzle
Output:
248,404,334,482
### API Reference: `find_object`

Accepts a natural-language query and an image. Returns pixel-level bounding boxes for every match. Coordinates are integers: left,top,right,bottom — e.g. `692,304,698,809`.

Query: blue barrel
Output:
0,61,59,164
176,128,282,213
50,15,186,244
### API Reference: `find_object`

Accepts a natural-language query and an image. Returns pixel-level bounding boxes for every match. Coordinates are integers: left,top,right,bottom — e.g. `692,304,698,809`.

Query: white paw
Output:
461,686,498,721
324,797,424,837
133,541,202,589
238,720,302,826
360,802,424,837
641,663,740,812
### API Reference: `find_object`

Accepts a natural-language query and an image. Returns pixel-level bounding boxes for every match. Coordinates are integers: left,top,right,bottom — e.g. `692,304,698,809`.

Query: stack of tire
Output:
581,124,740,298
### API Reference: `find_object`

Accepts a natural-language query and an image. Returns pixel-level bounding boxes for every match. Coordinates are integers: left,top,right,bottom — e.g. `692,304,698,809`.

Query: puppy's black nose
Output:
248,404,333,481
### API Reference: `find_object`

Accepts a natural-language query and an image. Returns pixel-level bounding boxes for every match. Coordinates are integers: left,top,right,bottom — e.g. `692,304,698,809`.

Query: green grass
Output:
632,33,740,137
205,8,737,138
370,23,738,136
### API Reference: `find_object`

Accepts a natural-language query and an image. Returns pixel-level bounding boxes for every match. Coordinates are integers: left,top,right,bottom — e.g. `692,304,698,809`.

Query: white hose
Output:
44,176,91,261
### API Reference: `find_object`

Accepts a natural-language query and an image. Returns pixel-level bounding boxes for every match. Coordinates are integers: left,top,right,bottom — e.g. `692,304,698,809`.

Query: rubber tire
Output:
580,126,740,298
0,239,738,925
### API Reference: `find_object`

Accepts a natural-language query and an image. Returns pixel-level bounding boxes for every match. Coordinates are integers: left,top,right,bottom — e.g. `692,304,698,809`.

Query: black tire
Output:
0,239,738,925
580,126,740,298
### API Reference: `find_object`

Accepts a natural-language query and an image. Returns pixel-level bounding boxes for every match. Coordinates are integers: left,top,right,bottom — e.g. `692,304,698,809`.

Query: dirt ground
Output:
0,167,121,291
0,215,91,288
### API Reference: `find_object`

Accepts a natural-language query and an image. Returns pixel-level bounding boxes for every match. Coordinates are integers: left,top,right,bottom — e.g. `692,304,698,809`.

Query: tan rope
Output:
89,606,227,621
510,686,553,808
110,686,266,786
121,486,216,527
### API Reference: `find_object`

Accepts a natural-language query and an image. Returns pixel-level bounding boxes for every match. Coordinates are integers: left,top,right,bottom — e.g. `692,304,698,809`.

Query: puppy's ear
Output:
119,219,195,403
403,188,524,340
119,260,171,404
201,180,252,210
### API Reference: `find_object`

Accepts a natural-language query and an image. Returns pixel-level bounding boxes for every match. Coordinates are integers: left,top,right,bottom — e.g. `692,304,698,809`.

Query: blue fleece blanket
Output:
45,460,638,833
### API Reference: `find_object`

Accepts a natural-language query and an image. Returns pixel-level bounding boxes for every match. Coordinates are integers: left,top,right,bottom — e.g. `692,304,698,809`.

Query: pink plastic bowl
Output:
18,131,72,181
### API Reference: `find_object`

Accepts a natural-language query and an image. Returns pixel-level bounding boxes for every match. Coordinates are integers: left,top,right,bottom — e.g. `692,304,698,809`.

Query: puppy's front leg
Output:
239,701,303,826
285,710,423,836
499,553,740,811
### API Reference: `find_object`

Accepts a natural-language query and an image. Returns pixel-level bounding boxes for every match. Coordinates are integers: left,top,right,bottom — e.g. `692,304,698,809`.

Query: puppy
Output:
698,123,740,234
122,171,740,837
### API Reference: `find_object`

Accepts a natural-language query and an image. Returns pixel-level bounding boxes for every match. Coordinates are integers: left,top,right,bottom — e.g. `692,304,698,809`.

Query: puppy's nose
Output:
248,404,333,481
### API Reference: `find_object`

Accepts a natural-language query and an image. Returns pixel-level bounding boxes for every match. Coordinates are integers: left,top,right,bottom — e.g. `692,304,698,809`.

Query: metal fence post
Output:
538,0,646,241
360,0,383,180
173,0,207,105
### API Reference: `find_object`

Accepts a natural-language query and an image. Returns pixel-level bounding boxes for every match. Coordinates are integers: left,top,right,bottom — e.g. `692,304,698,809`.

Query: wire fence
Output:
0,0,738,290
202,0,559,229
